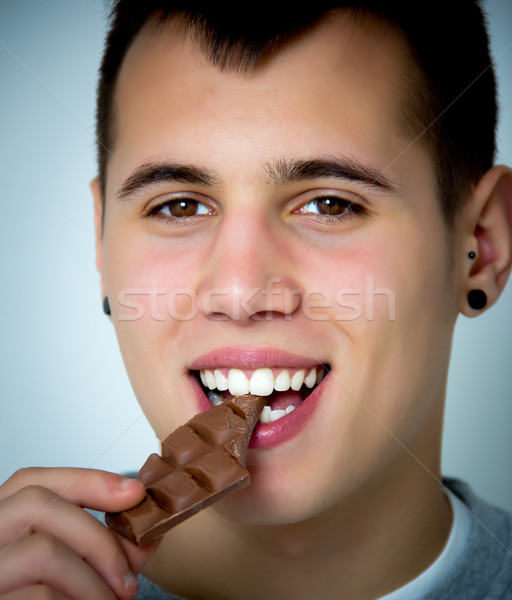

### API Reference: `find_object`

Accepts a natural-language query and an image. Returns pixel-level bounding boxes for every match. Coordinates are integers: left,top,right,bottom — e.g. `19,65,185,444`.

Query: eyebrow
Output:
116,161,220,199
265,156,399,193
116,155,399,199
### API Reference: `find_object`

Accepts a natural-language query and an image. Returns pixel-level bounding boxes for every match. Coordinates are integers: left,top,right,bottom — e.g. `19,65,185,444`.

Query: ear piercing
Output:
103,296,111,315
466,251,486,309
468,289,487,310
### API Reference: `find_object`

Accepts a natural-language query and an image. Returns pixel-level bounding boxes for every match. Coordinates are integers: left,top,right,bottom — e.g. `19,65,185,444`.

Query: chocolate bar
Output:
105,394,265,546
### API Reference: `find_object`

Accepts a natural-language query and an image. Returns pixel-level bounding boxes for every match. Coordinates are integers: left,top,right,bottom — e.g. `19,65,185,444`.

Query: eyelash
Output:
294,195,368,222
145,194,368,224
146,198,214,223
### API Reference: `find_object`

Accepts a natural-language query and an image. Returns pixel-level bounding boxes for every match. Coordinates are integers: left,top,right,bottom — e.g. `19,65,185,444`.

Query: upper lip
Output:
188,346,324,371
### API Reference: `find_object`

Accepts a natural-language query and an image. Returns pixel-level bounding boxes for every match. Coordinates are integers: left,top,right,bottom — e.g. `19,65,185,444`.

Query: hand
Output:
0,467,159,599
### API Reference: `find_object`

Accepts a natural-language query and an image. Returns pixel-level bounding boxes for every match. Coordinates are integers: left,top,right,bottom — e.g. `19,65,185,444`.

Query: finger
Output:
0,533,131,600
0,468,145,513
116,532,162,576
0,487,138,599
0,584,69,600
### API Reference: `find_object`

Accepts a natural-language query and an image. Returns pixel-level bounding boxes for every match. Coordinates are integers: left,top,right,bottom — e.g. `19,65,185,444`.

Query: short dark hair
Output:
96,1,497,225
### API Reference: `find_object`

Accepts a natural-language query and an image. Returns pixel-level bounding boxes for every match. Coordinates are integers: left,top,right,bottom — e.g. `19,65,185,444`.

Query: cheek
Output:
101,234,206,399
103,232,206,319
306,214,452,324
299,213,454,381
334,218,454,420
298,244,399,324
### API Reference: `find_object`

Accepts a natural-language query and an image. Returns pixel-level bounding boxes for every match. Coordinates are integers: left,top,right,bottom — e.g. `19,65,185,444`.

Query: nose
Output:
196,211,302,323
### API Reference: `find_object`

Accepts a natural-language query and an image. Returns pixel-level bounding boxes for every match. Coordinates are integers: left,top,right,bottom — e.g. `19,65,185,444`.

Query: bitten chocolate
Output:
105,394,265,546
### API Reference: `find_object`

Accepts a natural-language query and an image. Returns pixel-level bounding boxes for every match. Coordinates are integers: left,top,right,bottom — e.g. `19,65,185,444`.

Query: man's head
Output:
96,1,497,226
91,2,511,527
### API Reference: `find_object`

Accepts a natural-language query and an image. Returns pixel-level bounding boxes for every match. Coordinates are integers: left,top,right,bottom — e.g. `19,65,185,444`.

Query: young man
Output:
0,2,511,599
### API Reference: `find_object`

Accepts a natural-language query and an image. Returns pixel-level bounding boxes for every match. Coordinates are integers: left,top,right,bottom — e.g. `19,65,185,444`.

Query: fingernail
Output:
124,571,139,589
119,477,143,492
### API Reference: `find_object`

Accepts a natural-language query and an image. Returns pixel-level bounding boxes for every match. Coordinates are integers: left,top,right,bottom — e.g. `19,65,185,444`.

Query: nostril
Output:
207,313,230,322
249,310,287,322
198,274,303,323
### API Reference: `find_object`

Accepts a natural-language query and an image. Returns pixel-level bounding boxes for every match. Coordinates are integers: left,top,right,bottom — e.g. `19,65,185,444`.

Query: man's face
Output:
96,14,460,525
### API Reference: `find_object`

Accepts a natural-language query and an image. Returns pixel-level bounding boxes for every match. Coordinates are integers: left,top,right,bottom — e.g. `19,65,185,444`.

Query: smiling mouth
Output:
192,365,329,423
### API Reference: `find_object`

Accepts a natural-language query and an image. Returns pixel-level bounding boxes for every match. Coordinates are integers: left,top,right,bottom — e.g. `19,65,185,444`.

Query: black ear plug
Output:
468,290,487,310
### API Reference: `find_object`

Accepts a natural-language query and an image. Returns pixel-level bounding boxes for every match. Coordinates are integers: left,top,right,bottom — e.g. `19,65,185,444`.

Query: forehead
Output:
108,11,414,190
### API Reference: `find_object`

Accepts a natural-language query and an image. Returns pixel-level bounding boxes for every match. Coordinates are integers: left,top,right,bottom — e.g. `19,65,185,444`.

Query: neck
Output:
143,444,451,600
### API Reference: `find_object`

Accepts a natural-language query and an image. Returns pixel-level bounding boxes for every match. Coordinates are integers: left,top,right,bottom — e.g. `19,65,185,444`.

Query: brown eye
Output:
167,199,200,217
148,197,212,221
297,196,366,220
314,197,349,216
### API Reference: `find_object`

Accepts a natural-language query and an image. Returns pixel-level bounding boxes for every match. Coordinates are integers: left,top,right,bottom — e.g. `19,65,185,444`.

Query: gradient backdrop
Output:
1,1,511,511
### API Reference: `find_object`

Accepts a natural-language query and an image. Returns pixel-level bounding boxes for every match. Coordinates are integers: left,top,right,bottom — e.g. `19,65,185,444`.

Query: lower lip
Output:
189,374,325,449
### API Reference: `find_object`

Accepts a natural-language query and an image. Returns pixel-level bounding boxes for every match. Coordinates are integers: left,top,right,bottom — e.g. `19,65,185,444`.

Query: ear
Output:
459,165,512,317
90,176,106,299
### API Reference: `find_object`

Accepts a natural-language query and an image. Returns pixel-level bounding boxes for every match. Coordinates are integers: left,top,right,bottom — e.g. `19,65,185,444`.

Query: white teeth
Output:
249,368,274,396
259,404,296,423
269,409,286,421
199,365,326,399
199,365,327,423
206,389,297,423
304,367,317,388
227,369,250,395
205,370,216,390
290,370,305,391
259,406,271,422
214,369,228,391
274,370,291,391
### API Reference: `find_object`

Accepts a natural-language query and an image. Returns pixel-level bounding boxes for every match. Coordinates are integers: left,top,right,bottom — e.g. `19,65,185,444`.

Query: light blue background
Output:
1,1,511,511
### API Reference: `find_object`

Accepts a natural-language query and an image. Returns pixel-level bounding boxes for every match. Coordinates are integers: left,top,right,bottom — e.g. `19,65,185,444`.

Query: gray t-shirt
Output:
136,478,512,599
